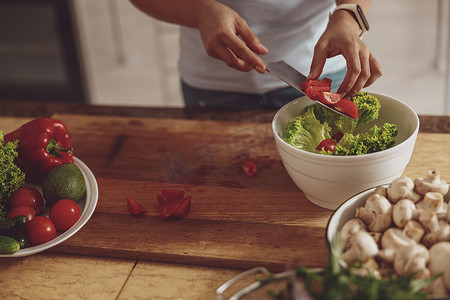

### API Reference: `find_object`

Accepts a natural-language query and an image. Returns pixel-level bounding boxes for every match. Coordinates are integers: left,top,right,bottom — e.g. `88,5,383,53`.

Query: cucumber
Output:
0,215,27,234
8,232,29,249
0,235,20,254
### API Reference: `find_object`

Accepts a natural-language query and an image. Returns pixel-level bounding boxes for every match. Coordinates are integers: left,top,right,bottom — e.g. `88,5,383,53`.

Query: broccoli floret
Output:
314,91,381,135
334,123,398,156
0,131,25,217
283,106,332,153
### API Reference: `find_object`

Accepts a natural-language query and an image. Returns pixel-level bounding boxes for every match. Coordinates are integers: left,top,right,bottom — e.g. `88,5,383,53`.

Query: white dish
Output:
0,157,98,257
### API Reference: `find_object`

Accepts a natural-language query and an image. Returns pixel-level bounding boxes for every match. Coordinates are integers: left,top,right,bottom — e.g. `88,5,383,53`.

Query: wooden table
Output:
0,100,449,299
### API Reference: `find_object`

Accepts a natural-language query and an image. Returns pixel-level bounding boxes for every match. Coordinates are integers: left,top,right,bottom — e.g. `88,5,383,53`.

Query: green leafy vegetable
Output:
283,106,332,153
283,92,398,156
0,131,25,217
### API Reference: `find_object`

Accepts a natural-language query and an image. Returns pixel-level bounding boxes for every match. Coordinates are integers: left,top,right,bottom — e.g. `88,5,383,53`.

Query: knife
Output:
265,60,350,118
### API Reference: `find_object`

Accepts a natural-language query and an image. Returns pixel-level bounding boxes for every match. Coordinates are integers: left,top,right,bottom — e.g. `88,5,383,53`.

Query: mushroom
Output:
428,242,450,294
392,199,420,228
341,230,379,266
402,220,425,243
381,227,415,250
340,218,367,250
371,186,387,198
386,176,421,203
355,194,392,232
393,243,430,278
422,221,450,247
414,169,449,197
418,209,440,233
416,191,445,212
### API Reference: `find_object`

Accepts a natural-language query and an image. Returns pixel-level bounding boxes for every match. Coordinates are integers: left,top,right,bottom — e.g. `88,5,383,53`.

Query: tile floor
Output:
75,0,450,115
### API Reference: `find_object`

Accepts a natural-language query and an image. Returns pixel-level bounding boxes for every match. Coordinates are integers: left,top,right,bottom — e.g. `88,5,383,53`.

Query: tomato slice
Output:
157,189,192,220
242,161,258,178
331,131,344,143
127,197,145,216
316,139,337,153
318,92,342,105
300,78,332,91
333,99,359,119
305,86,331,101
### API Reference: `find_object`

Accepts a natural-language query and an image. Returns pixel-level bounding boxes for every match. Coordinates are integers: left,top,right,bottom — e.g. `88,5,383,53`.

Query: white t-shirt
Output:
179,0,346,94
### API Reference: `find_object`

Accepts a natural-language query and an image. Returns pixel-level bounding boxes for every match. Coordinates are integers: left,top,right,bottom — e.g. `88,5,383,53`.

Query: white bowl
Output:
0,157,98,257
272,93,419,210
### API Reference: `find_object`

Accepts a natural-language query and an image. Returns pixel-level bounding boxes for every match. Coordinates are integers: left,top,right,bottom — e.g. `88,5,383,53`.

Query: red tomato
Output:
318,92,342,105
156,189,192,220
333,99,359,119
26,216,56,246
316,139,337,153
242,161,258,178
331,131,344,143
300,78,332,91
10,186,44,215
7,205,36,222
305,86,331,101
127,197,145,216
49,199,81,231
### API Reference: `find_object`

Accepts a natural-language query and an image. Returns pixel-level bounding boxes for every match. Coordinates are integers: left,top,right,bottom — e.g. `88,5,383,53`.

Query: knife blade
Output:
265,60,350,118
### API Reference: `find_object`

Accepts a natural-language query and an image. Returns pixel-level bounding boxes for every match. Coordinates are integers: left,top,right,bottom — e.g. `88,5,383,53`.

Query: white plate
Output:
0,157,98,257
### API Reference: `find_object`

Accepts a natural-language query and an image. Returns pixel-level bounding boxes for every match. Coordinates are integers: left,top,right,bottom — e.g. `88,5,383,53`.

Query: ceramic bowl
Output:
272,93,419,210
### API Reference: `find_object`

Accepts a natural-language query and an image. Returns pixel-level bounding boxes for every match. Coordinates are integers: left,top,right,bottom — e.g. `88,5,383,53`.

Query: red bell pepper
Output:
4,118,74,183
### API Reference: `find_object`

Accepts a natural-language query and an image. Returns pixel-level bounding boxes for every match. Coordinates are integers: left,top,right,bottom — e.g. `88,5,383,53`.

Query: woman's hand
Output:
307,10,383,98
196,2,268,74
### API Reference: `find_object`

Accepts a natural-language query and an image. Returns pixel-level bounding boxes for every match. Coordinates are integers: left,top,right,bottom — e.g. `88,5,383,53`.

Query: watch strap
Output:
331,4,370,38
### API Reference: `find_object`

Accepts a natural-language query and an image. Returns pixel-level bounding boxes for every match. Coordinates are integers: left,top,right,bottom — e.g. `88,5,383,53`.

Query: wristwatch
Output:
331,4,370,37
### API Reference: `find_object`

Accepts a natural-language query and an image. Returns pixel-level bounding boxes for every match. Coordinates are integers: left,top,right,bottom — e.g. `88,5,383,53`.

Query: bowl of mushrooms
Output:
326,169,450,298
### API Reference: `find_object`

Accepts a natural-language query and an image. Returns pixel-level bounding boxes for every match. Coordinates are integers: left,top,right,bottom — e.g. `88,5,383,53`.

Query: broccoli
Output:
283,106,332,152
334,123,398,156
314,91,381,135
0,131,25,217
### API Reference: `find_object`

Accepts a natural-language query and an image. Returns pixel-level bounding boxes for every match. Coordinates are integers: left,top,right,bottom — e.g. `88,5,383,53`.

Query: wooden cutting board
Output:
2,114,450,272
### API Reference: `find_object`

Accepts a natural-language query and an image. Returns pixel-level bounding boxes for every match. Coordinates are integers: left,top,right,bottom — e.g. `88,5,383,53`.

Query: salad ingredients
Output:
26,216,56,246
127,197,145,216
157,189,191,220
49,199,81,231
284,92,398,156
0,215,27,234
242,161,258,178
0,235,20,254
42,162,86,206
0,131,26,218
333,99,358,119
6,205,35,223
9,186,44,215
315,139,336,152
4,118,74,184
318,92,342,105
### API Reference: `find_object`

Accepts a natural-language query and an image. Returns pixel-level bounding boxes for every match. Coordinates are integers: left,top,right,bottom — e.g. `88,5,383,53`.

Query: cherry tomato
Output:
333,99,359,119
318,92,342,105
300,78,332,91
49,199,81,231
242,161,258,178
7,205,35,222
316,139,337,153
26,216,56,246
156,189,192,220
304,85,331,101
172,195,191,219
127,197,145,216
331,131,344,143
10,186,44,215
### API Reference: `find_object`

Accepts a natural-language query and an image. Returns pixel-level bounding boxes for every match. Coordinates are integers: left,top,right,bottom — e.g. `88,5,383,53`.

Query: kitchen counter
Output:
0,100,450,300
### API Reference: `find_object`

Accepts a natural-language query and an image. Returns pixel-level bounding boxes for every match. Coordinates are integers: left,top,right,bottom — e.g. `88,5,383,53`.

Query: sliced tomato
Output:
127,197,145,216
242,161,258,178
316,139,337,153
331,131,344,143
300,78,332,91
305,85,331,101
333,99,359,119
156,189,191,220
318,92,342,105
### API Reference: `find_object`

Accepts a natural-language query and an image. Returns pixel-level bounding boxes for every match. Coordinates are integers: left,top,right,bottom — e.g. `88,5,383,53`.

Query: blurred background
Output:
0,0,449,115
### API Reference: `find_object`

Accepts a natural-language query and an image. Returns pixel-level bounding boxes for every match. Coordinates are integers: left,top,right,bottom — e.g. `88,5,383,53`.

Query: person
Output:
130,0,382,110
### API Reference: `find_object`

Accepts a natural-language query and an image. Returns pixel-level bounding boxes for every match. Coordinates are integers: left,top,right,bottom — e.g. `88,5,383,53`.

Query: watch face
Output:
356,4,370,31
